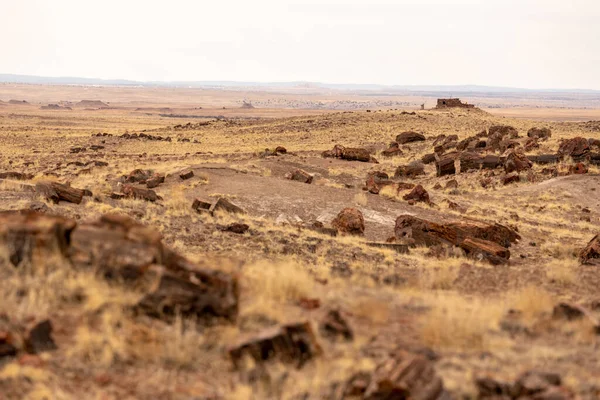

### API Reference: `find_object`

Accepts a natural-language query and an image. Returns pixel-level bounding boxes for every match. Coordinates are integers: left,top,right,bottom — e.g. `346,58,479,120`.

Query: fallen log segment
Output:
527,154,559,165
395,215,519,264
35,181,85,204
435,151,458,177
395,215,520,248
459,152,503,171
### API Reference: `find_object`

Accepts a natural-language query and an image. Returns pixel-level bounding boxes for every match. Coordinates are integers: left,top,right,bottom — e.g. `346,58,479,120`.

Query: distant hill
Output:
1,73,599,94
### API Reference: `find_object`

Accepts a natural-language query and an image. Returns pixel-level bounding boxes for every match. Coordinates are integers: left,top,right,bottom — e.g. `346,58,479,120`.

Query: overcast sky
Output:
2,0,599,89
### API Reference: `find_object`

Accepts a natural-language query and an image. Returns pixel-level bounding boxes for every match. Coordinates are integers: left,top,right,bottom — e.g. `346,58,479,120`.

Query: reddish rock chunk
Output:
179,170,194,180
395,161,425,178
228,322,322,369
396,131,426,144
365,171,393,194
569,162,588,174
286,169,313,184
332,207,365,236
0,332,18,360
35,181,85,204
320,309,353,341
146,173,165,189
0,211,76,267
211,197,245,215
524,137,540,152
528,127,552,140
580,234,600,264
24,320,57,354
322,144,375,163
381,142,403,158
364,351,449,400
220,223,249,234
395,215,520,248
460,152,503,171
275,146,287,154
121,184,159,202
489,125,519,139
503,172,520,185
403,184,430,203
459,237,510,265
421,153,436,164
445,179,458,189
504,151,533,173
191,198,212,213
558,137,590,159
125,169,154,184
435,151,458,177
341,147,372,162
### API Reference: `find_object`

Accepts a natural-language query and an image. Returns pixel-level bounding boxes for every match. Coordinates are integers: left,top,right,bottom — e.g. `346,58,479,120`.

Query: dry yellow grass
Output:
420,294,505,351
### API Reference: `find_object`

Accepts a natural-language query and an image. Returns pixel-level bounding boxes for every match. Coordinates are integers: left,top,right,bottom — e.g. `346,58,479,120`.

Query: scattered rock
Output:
221,223,250,234
528,127,552,140
558,137,590,159
422,153,436,164
146,173,165,189
569,162,588,174
503,172,520,185
396,131,426,144
275,146,287,154
28,201,49,213
504,151,533,173
460,152,503,171
381,142,403,158
286,169,313,184
403,184,430,203
24,320,57,354
0,172,34,180
459,237,510,265
528,154,560,165
320,309,353,341
394,161,425,178
298,297,321,310
121,184,159,202
211,197,245,215
364,351,449,400
125,169,154,184
332,208,365,236
395,215,520,248
36,181,85,204
229,322,322,369
322,144,376,163
435,151,458,177
192,198,212,213
489,125,519,139
579,234,599,264
365,171,394,194
445,179,458,189
179,170,194,180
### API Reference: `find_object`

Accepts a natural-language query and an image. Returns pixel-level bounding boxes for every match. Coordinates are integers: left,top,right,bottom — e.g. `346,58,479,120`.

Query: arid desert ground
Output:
1,84,600,399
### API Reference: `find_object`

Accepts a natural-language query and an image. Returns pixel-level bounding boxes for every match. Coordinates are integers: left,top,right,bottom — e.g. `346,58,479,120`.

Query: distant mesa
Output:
241,101,255,109
435,98,475,109
8,99,30,105
75,100,109,108
41,103,72,110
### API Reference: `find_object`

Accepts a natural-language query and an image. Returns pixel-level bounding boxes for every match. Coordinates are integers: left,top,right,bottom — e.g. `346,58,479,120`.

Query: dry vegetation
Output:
0,85,599,399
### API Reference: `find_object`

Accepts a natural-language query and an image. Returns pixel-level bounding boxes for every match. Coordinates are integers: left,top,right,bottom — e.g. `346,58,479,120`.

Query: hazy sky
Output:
2,0,599,89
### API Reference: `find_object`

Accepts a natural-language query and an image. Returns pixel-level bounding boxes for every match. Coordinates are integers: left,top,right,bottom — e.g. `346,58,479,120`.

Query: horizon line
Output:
1,73,599,93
